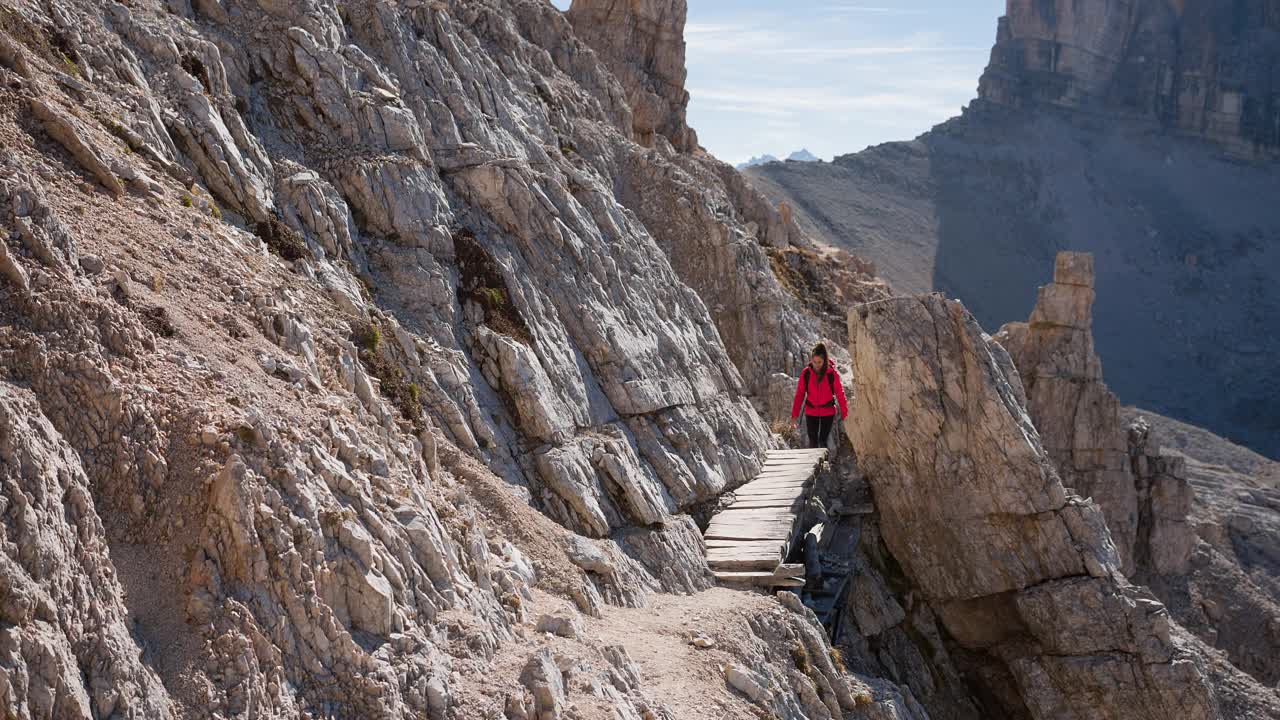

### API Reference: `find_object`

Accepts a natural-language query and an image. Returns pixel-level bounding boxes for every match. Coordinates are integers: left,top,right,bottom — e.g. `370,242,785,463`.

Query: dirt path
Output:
589,588,777,719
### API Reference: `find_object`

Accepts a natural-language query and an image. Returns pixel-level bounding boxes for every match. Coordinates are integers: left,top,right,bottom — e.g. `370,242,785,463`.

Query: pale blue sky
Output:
551,0,1004,165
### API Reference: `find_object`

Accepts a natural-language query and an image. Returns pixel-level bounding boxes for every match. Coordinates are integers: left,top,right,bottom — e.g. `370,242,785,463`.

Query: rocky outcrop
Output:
1127,418,1196,576
994,252,1196,578
566,0,697,152
979,0,1280,154
845,294,1223,719
994,252,1142,574
0,383,172,720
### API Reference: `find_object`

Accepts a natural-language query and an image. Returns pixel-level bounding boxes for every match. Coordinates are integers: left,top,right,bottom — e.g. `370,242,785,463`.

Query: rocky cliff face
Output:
979,0,1280,154
997,253,1280,703
566,0,696,153
843,293,1278,719
994,252,1146,575
0,0,890,716
994,252,1197,578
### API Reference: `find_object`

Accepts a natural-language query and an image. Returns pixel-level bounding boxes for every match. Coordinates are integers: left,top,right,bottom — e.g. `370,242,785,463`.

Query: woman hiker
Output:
790,342,848,449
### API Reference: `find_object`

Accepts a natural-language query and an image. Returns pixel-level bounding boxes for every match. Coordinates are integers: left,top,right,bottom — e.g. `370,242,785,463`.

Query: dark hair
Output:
810,342,828,360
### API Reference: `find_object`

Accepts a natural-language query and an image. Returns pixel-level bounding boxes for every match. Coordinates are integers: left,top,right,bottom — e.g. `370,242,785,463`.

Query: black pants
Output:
805,414,834,449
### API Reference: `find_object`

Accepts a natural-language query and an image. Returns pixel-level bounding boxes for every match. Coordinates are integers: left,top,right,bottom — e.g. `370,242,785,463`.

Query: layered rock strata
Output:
846,294,1220,719
979,0,1280,154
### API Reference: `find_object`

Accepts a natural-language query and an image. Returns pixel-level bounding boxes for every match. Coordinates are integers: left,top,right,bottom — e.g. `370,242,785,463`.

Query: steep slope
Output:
744,0,1280,459
0,0,896,717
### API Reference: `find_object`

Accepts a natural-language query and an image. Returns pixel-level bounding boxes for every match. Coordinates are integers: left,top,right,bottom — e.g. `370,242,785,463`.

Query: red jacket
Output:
791,364,848,419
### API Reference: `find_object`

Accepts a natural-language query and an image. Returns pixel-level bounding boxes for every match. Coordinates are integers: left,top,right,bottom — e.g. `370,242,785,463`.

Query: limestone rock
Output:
536,609,583,639
994,252,1139,574
0,383,174,719
979,0,1280,155
567,0,697,151
520,649,568,720
846,294,1219,719
995,252,1204,580
1127,418,1196,577
29,99,124,196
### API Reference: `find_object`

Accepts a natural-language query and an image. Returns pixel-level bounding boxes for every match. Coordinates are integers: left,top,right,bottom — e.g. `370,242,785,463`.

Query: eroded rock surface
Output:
979,0,1280,154
0,0,886,716
566,0,696,152
844,294,1228,719
994,252,1143,574
0,383,172,720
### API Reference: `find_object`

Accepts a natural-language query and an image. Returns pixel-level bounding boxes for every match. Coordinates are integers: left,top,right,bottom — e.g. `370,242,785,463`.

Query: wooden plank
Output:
759,460,819,467
712,512,795,524
730,500,802,510
714,573,804,588
705,539,786,551
709,509,798,521
745,470,811,478
713,563,807,587
749,471,812,479
705,524,796,536
707,512,797,523
746,470,811,478
739,479,808,488
742,474,811,483
707,556,782,571
716,507,793,517
708,524,794,536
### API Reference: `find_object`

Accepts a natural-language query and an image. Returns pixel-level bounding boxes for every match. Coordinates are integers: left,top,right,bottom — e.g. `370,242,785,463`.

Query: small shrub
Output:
790,642,811,675
140,305,176,338
354,322,381,353
180,194,193,208
209,203,222,221
352,320,422,429
454,229,533,345
828,647,847,674
59,52,79,77
254,217,307,261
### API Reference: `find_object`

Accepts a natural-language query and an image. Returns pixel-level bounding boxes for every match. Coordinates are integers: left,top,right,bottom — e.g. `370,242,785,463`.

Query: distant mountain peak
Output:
736,154,779,169
736,149,819,170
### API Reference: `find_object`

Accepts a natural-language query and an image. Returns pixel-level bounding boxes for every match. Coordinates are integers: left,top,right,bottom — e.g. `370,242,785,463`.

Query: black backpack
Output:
802,364,837,409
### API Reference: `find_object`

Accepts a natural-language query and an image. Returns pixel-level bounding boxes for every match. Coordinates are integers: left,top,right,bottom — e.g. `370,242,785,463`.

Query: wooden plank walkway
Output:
704,448,827,585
